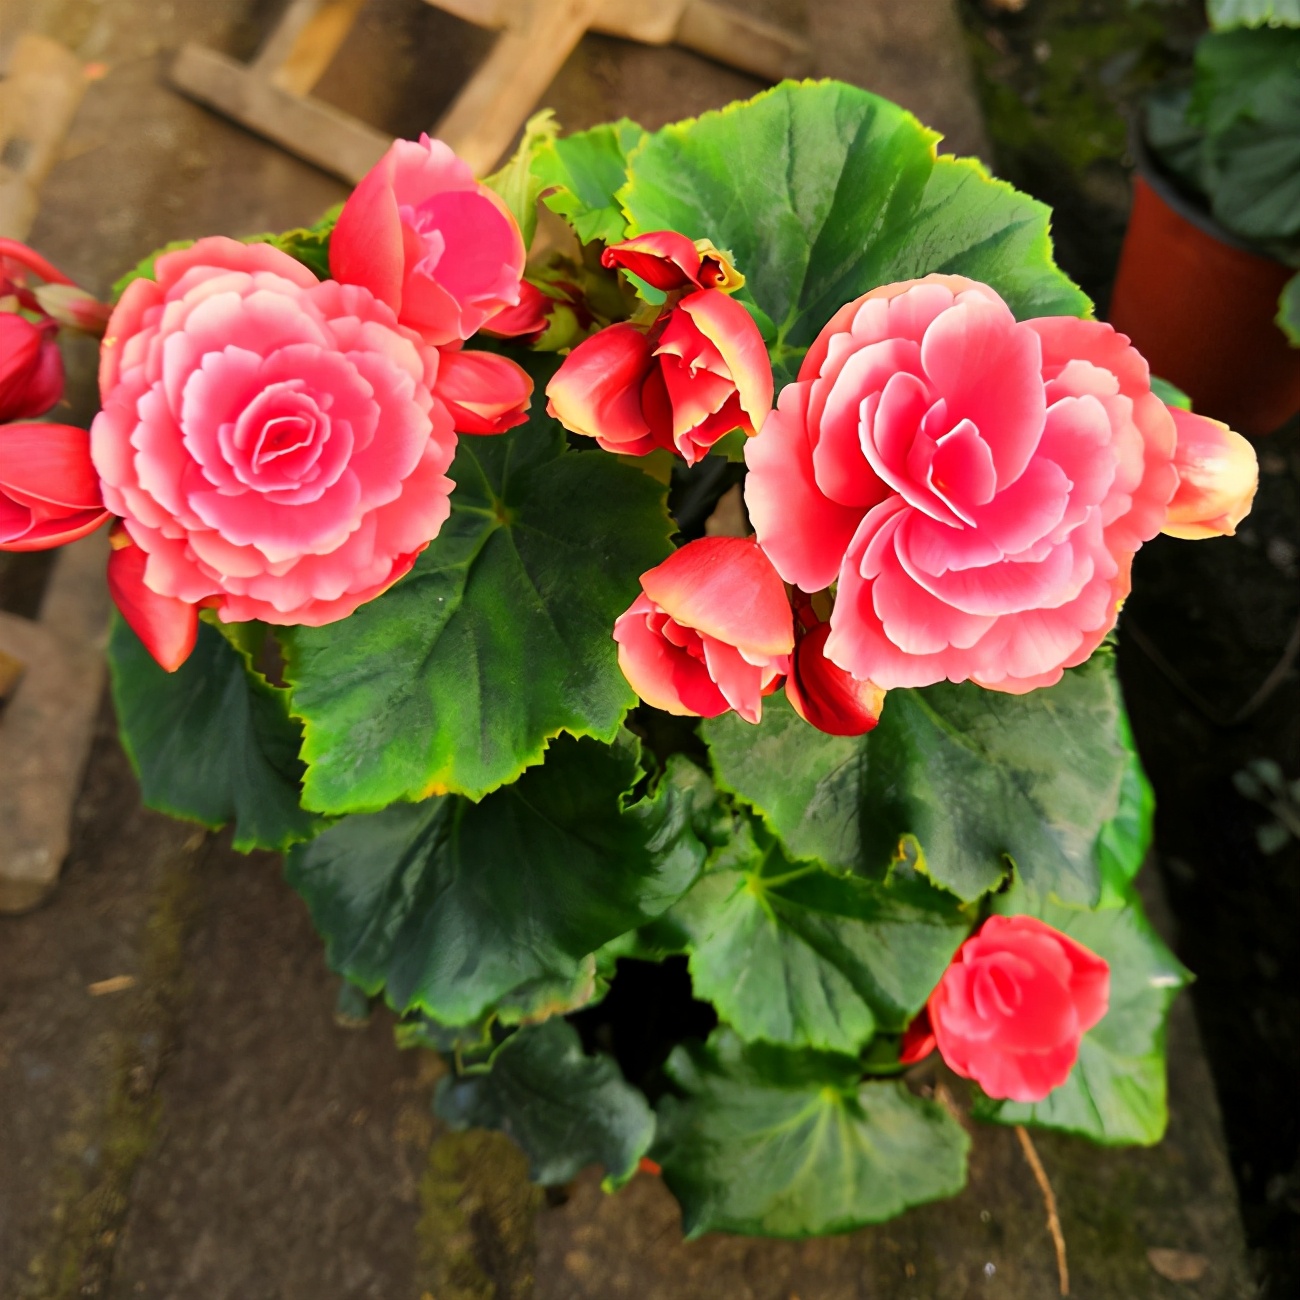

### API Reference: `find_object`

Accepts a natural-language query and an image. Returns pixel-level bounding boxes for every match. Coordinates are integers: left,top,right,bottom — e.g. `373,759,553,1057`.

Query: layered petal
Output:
1162,407,1258,540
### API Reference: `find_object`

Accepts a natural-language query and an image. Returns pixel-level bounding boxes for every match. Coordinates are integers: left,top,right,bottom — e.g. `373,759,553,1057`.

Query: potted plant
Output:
1,79,1260,1240
1109,0,1300,433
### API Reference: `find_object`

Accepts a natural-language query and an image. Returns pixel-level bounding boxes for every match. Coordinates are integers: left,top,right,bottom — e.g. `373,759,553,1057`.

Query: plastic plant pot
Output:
1108,136,1300,437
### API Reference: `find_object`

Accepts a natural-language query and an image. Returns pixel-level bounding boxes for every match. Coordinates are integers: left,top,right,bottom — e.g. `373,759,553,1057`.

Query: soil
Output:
962,2,1300,1294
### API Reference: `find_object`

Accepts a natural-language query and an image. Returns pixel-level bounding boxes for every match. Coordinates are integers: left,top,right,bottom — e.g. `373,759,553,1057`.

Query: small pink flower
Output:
106,524,198,672
925,915,1110,1103
1162,406,1258,540
91,237,457,653
434,348,533,435
747,275,1183,693
0,421,110,551
547,290,771,465
0,314,63,422
613,536,793,723
330,135,526,348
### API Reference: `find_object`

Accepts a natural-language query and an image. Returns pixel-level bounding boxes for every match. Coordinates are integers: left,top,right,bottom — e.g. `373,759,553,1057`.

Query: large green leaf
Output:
971,881,1190,1145
618,80,1088,383
1209,0,1300,30
284,368,675,810
534,118,646,246
704,655,1129,906
436,1018,654,1190
1095,706,1155,907
668,816,969,1053
107,614,325,852
283,734,706,1024
655,1030,969,1238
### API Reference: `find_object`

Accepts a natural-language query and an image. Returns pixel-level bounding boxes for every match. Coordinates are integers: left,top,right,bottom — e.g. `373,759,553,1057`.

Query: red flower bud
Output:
480,280,553,344
898,1005,936,1065
785,619,885,736
106,524,199,672
0,421,109,551
434,347,533,435
0,314,63,422
601,231,741,293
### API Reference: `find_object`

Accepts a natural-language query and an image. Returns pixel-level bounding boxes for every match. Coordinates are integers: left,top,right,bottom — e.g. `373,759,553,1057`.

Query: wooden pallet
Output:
169,0,812,181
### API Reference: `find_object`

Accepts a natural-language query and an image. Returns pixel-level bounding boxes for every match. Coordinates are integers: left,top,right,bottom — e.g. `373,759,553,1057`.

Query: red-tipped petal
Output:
640,536,793,658
602,231,703,291
107,528,199,672
545,323,657,451
1162,407,1258,540
435,348,533,434
785,620,885,736
678,290,773,435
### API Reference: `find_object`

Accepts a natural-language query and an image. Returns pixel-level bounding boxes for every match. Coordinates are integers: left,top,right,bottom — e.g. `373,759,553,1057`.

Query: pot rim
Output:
1132,110,1284,260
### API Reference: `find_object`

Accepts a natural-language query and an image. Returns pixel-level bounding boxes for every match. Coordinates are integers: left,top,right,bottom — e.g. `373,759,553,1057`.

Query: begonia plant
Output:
2,81,1261,1237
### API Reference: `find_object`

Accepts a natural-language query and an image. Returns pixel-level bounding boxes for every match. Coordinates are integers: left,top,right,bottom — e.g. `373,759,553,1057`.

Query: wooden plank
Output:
591,0,690,45
266,0,371,96
432,0,607,176
676,0,813,81
0,530,110,914
169,42,391,184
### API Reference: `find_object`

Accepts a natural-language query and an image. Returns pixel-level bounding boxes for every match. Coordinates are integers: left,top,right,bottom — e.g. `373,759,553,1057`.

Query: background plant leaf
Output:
485,110,560,249
704,654,1129,905
618,80,1088,384
436,1018,655,1190
284,358,675,810
1209,0,1300,30
284,734,707,1024
667,815,969,1053
1279,271,1300,345
534,118,646,245
655,1030,969,1237
107,614,325,851
971,879,1189,1145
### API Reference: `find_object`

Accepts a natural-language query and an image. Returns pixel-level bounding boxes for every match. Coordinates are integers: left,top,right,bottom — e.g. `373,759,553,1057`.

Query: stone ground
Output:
0,0,1259,1295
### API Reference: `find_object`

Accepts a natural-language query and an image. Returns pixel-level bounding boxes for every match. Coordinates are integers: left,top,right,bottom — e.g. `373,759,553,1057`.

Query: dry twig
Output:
1015,1125,1069,1296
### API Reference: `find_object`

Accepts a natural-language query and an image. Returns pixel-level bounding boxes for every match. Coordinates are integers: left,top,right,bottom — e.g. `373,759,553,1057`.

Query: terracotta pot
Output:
1108,143,1300,436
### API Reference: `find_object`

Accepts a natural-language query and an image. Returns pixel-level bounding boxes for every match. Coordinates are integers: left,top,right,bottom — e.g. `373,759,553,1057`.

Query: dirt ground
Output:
0,0,1275,1296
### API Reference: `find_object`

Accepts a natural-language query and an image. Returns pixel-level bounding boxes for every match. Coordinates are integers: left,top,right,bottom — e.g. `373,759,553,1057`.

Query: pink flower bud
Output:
106,524,199,673
547,290,772,465
0,313,63,422
1162,406,1258,540
612,536,793,723
32,283,111,336
927,915,1110,1103
434,347,533,435
0,421,110,551
785,618,885,736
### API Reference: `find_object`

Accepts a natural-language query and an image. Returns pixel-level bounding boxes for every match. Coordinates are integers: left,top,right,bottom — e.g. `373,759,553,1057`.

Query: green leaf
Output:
668,816,968,1053
1209,0,1300,30
1149,375,1194,410
535,118,646,245
655,1030,969,1237
484,110,561,249
109,239,195,301
284,733,706,1024
436,1018,655,1190
284,362,675,810
1279,271,1300,345
618,81,1088,384
972,881,1190,1145
705,655,1129,906
107,614,325,851
1094,705,1155,907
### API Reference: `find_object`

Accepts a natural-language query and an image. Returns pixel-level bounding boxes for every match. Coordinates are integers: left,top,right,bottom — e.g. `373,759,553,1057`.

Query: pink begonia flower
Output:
107,524,198,672
435,348,532,435
91,237,457,656
613,536,793,723
747,275,1185,693
785,614,885,736
0,313,63,422
0,421,110,551
1162,406,1258,540
330,135,527,348
547,290,772,465
924,914,1110,1103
